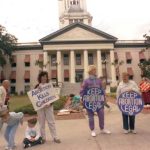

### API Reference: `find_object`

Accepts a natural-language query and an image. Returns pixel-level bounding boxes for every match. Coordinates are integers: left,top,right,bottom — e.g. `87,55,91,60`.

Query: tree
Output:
0,25,17,67
138,33,150,79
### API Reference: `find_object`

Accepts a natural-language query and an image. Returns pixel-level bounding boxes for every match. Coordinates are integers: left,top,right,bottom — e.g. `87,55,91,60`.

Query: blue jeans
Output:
4,122,19,148
122,113,135,130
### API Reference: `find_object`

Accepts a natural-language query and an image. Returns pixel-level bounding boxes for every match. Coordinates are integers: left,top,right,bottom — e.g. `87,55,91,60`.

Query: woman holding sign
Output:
116,72,140,134
80,65,111,137
35,71,61,143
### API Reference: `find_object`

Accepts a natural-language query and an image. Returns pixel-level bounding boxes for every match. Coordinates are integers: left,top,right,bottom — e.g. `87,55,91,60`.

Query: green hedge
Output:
14,104,36,115
14,96,67,115
110,86,117,93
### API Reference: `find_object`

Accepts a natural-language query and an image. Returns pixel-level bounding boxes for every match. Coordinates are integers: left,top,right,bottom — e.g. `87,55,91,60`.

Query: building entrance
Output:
75,69,83,82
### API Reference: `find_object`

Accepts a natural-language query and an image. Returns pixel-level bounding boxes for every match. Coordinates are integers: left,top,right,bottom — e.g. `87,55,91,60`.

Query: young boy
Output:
0,105,24,150
23,118,43,149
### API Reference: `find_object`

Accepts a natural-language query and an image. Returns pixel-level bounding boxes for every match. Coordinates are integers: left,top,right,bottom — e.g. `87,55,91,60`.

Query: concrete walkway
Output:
0,103,150,150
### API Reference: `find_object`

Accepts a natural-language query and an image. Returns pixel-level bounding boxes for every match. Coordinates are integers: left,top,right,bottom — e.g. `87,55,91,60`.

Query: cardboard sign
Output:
27,83,59,111
117,91,144,115
82,87,105,112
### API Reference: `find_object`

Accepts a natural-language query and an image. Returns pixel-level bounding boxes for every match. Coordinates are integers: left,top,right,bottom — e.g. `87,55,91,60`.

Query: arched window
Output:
73,0,76,5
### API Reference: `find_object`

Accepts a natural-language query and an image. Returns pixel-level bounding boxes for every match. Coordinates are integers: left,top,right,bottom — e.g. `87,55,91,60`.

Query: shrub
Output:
14,104,36,115
53,96,67,110
110,86,117,93
14,96,67,114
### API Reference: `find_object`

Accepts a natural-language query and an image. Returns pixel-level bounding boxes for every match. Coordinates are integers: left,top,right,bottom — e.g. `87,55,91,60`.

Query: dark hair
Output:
70,94,75,97
37,71,49,83
27,118,37,125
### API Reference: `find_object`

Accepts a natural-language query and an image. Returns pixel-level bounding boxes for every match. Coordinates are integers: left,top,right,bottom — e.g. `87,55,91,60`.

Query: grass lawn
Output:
9,95,32,111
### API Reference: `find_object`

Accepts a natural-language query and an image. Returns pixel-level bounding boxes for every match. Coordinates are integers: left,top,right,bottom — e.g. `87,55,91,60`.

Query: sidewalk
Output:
0,102,150,150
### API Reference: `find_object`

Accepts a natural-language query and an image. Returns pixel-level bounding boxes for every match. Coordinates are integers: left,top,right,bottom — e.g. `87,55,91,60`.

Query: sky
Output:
0,0,150,42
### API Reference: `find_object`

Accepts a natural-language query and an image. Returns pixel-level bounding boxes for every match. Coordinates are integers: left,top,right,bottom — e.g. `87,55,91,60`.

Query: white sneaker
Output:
101,129,111,134
130,130,137,134
91,130,96,137
124,130,129,134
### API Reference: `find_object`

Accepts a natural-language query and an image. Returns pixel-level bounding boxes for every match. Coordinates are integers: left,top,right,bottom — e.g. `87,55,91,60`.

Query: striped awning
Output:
10,71,16,79
114,52,118,60
0,71,4,80
126,52,132,60
24,55,30,63
127,67,133,76
64,70,69,78
51,70,57,78
24,71,30,79
12,55,16,63
39,54,43,62
139,52,145,60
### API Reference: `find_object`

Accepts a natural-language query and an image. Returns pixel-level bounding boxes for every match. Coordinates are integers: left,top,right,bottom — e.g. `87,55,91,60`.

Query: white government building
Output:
0,0,149,94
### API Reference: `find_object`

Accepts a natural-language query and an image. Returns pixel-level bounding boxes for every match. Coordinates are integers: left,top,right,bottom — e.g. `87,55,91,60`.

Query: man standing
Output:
0,80,10,107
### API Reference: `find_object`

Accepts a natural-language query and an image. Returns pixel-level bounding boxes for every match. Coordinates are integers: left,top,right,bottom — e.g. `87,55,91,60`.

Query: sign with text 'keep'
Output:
117,91,144,116
27,83,59,111
83,87,105,112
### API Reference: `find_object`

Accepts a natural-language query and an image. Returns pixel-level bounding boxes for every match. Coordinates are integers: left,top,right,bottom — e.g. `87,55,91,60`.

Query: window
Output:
74,19,78,23
127,68,133,80
25,85,30,92
51,54,56,66
63,54,69,65
64,70,69,82
126,59,132,64
11,79,16,83
69,19,73,24
11,63,16,67
88,53,93,65
76,54,81,65
25,62,30,67
126,52,132,64
116,76,119,80
79,19,83,23
140,59,145,63
24,55,30,67
139,52,146,63
10,86,16,94
10,71,16,83
114,52,118,64
24,71,30,83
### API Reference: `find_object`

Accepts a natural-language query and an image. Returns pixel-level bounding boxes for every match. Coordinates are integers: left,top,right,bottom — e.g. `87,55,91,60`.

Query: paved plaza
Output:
0,102,150,150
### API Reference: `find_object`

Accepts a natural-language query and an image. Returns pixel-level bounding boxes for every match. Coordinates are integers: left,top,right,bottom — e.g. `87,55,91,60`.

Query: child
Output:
0,105,24,150
23,118,43,148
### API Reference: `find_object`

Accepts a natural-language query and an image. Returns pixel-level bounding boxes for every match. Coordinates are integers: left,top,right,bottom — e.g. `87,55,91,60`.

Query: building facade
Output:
0,0,149,94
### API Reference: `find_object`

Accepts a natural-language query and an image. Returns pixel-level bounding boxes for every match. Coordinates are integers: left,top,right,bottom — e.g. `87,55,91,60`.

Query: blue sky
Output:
0,0,150,42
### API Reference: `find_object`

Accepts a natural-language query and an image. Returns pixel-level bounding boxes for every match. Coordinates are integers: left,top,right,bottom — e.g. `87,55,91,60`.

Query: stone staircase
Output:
60,82,81,96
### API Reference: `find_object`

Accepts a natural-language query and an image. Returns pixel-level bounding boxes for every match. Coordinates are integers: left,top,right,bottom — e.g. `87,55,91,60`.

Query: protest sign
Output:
117,90,144,115
27,83,59,111
82,87,105,112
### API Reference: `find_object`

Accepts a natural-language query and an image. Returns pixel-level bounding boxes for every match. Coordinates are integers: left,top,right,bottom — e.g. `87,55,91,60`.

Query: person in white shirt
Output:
116,72,140,134
23,118,43,149
0,80,10,107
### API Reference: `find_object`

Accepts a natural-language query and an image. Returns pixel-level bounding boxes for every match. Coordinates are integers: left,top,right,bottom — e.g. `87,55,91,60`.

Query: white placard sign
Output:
27,83,59,111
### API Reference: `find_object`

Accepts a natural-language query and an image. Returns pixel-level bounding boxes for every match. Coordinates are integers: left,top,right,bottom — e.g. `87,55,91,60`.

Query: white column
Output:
110,50,117,86
43,51,48,71
70,50,75,83
57,51,62,82
84,50,88,79
97,50,103,78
